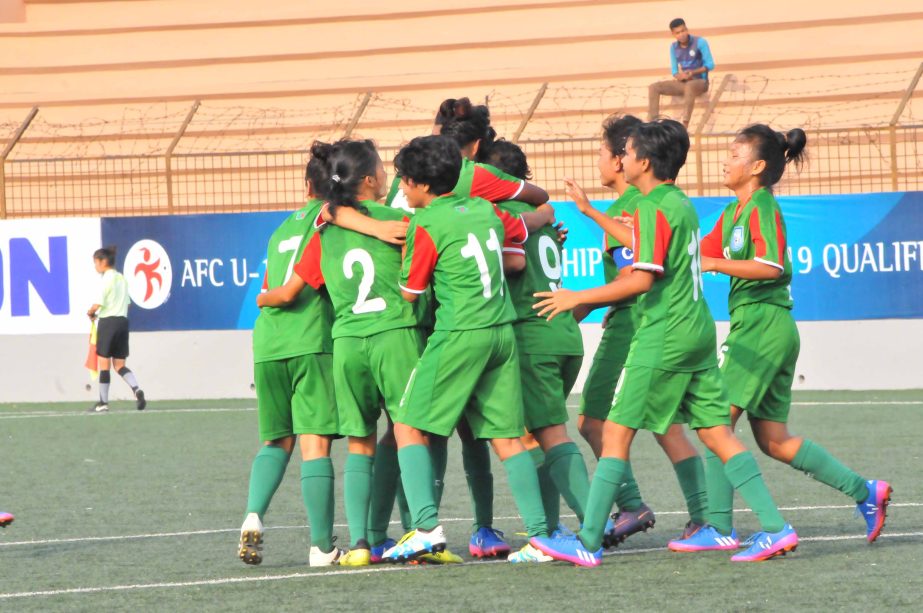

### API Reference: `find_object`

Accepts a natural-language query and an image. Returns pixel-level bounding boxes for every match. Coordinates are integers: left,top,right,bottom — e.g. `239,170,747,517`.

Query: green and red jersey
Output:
700,187,793,312
499,200,583,356
400,193,527,331
387,158,525,212
602,185,644,310
293,202,427,339
253,199,333,363
626,183,716,372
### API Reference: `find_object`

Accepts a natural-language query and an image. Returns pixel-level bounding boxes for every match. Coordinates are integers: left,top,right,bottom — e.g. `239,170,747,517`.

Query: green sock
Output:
301,458,335,552
705,450,735,535
396,480,412,531
724,451,785,533
397,445,439,531
529,446,560,533
428,436,448,508
368,443,400,546
462,437,494,530
612,461,643,512
673,455,708,525
578,457,626,551
245,445,290,519
791,439,868,502
502,450,548,538
545,442,590,523
344,453,374,548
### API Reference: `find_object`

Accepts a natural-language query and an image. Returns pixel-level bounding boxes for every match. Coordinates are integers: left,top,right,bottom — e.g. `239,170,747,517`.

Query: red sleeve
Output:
313,204,328,230
749,210,786,266
292,232,325,289
700,213,725,259
632,208,671,274
471,165,524,203
401,225,438,293
260,270,268,292
492,204,528,253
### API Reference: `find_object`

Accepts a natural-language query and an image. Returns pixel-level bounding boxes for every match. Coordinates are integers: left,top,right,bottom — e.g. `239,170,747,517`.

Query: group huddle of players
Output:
237,97,892,569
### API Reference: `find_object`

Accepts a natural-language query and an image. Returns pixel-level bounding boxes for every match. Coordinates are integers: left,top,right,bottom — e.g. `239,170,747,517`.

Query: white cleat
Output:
309,541,344,567
508,543,553,563
238,513,263,565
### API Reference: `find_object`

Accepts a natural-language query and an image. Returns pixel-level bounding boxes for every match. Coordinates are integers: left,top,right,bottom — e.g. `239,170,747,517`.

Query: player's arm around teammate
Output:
532,120,796,566
686,125,891,548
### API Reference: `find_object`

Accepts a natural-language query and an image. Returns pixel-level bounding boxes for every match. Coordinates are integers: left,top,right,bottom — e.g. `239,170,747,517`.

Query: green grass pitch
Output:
2,391,922,611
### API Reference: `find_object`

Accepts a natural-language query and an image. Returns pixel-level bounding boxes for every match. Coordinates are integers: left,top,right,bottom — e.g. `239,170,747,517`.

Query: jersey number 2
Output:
344,249,387,314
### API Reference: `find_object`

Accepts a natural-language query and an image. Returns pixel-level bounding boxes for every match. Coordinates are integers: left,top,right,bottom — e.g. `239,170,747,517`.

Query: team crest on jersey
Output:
295,211,307,220
454,205,468,213
730,226,745,252
123,239,173,309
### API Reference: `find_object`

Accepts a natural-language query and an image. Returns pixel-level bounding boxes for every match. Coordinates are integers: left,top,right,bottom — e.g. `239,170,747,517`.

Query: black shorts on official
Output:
97,316,130,359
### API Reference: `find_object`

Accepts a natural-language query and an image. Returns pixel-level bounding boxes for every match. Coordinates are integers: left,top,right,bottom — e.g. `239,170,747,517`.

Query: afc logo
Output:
123,239,172,309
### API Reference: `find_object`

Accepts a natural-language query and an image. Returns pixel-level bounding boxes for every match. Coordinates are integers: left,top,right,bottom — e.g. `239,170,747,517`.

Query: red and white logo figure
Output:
123,239,172,309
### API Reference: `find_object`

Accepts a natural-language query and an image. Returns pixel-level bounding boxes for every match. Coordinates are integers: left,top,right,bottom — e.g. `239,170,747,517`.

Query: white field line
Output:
2,502,920,548
1,530,921,601
1,398,922,420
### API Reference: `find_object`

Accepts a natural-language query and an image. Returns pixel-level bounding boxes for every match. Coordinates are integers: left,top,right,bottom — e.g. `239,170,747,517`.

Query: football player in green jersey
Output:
238,155,341,568
290,139,430,567
672,124,890,550
532,120,797,565
382,135,551,563
561,115,709,545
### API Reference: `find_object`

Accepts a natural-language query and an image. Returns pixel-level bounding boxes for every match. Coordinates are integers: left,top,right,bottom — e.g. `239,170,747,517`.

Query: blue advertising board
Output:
101,192,923,331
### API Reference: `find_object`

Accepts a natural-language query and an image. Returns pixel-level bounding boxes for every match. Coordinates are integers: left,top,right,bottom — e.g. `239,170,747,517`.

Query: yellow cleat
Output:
339,548,372,567
418,548,463,564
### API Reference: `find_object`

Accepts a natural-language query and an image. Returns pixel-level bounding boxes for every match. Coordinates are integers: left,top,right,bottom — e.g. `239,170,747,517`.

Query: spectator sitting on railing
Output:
648,18,715,128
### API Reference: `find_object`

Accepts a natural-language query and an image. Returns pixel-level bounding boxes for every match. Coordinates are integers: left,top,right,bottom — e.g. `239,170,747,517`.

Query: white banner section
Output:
0,218,101,334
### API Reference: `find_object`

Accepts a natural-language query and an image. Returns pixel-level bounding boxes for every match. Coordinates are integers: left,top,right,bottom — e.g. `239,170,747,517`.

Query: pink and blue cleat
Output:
530,534,603,568
857,479,892,543
370,537,396,564
469,526,511,558
730,524,798,562
668,525,739,552
0,512,13,527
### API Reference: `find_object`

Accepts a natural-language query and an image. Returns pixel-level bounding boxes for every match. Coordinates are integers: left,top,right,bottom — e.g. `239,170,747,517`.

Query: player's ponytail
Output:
737,124,808,189
320,139,380,219
438,97,495,162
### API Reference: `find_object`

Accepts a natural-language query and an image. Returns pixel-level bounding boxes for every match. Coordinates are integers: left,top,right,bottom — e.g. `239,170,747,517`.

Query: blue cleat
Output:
857,480,892,543
469,526,511,558
731,524,798,562
530,534,602,568
668,525,739,552
370,537,396,564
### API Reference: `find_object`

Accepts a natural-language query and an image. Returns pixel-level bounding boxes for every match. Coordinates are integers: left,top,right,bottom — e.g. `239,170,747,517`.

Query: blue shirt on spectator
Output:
670,36,714,81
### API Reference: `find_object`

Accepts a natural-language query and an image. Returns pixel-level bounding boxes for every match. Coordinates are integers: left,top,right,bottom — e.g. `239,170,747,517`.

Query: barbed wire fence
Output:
0,63,920,218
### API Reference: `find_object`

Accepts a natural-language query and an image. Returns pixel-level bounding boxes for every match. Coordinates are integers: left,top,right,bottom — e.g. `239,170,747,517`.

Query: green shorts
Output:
608,365,730,435
333,328,425,438
520,353,583,432
254,353,337,441
721,303,800,423
579,307,639,420
399,325,525,439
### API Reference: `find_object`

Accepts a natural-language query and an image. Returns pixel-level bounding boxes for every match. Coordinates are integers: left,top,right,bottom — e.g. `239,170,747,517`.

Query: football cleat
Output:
339,548,371,567
469,526,511,558
370,537,396,564
604,503,655,547
382,526,446,563
0,512,13,527
136,389,147,411
88,403,109,413
677,520,706,541
731,525,798,562
530,534,602,568
418,548,463,564
309,537,344,567
508,543,553,564
238,513,263,565
857,480,892,543
668,525,739,552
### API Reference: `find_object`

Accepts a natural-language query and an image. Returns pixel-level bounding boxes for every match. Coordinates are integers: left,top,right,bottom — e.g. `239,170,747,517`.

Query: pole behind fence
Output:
165,100,201,214
512,83,548,143
888,61,923,191
0,106,39,219
344,92,373,138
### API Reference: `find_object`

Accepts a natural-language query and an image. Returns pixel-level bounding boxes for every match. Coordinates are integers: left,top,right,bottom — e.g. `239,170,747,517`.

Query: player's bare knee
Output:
265,436,295,454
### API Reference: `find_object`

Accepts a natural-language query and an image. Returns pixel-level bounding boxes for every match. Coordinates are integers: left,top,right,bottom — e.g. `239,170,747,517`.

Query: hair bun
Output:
782,128,807,163
309,140,333,163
